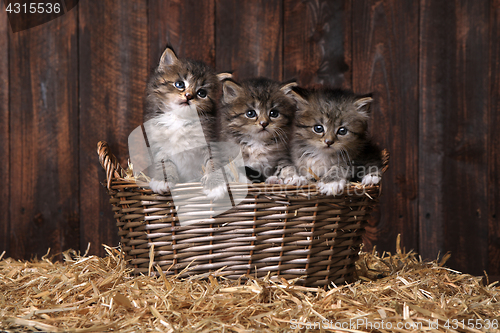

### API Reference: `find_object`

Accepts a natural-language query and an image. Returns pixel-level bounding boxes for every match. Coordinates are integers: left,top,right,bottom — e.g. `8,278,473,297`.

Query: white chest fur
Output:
241,140,280,173
298,151,338,178
144,109,209,182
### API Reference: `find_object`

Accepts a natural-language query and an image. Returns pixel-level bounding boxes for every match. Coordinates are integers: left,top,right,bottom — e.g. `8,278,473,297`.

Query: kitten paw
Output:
361,174,381,186
202,171,228,201
203,184,228,201
317,179,347,196
284,175,308,186
265,176,283,184
149,179,170,194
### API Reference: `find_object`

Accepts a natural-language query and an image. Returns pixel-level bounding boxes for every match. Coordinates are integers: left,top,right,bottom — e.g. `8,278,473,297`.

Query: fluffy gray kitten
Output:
143,46,231,199
220,78,306,185
290,87,383,195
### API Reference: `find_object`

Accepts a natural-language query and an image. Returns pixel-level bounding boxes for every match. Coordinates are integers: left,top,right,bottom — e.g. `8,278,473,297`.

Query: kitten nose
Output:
260,120,269,128
185,92,193,100
324,139,334,146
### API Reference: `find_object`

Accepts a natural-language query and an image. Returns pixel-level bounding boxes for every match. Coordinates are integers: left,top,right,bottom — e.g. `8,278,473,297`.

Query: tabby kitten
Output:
143,46,231,199
220,78,305,184
290,88,382,195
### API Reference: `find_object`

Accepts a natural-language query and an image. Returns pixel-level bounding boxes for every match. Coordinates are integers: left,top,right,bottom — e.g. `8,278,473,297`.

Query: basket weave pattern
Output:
98,141,388,287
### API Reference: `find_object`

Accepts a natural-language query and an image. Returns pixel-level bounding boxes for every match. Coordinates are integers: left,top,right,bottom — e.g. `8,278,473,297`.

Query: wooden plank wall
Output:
0,9,9,255
351,0,419,252
489,0,500,279
8,5,79,258
0,0,498,278
419,0,490,275
78,0,147,260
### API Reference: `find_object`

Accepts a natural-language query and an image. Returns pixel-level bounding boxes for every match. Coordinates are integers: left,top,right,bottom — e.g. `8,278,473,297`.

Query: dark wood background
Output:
1,0,499,279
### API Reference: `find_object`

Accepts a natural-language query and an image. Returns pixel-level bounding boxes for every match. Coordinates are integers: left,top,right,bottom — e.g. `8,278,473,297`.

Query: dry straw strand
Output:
1,242,499,332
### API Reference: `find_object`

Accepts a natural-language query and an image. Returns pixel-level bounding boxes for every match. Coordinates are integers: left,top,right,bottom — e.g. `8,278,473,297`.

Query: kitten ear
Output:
222,80,243,104
217,72,233,81
354,96,373,112
286,87,309,106
279,81,298,95
279,81,307,105
159,47,178,71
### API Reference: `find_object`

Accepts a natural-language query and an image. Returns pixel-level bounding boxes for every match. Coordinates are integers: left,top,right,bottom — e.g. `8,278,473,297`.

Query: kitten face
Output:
220,78,297,181
292,88,372,164
145,47,228,120
221,78,296,144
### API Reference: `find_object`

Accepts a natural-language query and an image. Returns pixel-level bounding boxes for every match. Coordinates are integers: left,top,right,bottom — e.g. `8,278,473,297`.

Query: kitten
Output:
290,87,383,195
220,78,306,184
142,46,231,199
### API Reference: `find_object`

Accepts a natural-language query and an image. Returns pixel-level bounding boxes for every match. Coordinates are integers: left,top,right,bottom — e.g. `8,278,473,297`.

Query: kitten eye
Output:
313,125,324,133
174,81,185,89
197,89,207,98
337,127,348,136
246,110,257,118
269,109,279,118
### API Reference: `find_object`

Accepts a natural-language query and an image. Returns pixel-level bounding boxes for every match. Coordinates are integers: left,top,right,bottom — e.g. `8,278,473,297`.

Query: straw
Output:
1,240,498,332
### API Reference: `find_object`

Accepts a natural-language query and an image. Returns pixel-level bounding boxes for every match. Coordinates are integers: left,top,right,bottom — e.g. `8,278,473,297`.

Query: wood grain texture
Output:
79,0,148,257
488,0,500,277
418,0,447,263
341,0,352,90
215,0,282,80
8,9,79,259
419,0,489,275
283,0,348,87
148,0,215,70
351,0,419,252
0,9,9,255
63,0,79,11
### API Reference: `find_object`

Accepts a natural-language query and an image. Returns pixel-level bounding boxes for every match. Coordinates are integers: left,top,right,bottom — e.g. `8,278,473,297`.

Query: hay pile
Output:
1,238,499,332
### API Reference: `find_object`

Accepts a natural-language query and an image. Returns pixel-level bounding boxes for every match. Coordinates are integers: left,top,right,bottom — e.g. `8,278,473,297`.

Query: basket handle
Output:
97,141,123,189
381,149,390,175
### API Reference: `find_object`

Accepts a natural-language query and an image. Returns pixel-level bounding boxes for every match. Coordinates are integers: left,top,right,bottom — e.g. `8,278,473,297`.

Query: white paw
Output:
284,175,308,186
361,174,381,186
265,176,283,184
203,184,228,201
317,179,347,196
149,179,170,194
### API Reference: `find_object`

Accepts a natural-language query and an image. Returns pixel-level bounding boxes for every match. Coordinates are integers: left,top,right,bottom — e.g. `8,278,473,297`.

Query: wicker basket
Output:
97,141,389,287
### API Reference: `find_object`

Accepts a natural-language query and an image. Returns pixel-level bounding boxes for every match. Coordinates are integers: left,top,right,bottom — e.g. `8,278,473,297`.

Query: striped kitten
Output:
290,87,383,195
143,46,231,199
220,78,305,184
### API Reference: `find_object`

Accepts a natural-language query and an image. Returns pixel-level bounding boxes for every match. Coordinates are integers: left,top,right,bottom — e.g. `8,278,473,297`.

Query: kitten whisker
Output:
299,149,314,161
343,148,353,166
271,130,279,145
340,148,348,166
275,128,288,147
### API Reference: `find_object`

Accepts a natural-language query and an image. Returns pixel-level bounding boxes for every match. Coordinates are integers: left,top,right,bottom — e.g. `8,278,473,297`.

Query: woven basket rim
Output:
97,141,389,196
